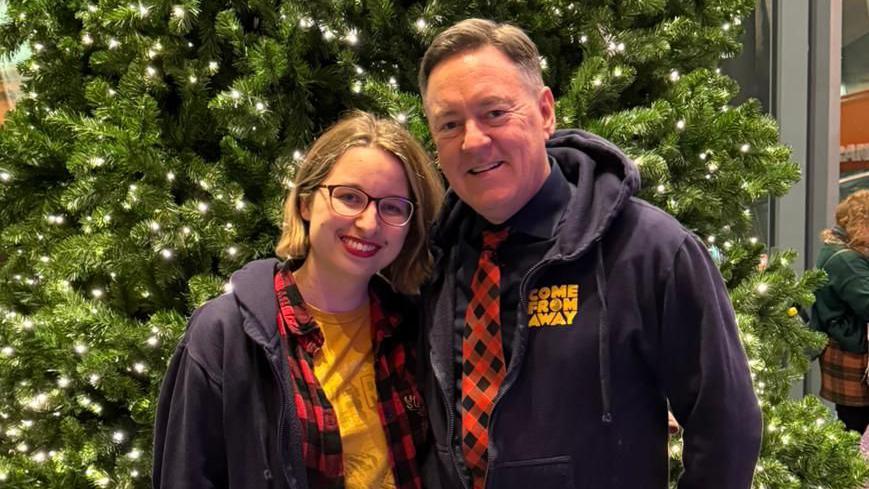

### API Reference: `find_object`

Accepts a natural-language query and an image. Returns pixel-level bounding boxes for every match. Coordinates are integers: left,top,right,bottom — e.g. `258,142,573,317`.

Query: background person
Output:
812,190,869,434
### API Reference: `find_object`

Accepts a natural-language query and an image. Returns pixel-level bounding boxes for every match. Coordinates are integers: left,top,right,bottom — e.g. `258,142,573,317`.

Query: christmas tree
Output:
0,0,866,488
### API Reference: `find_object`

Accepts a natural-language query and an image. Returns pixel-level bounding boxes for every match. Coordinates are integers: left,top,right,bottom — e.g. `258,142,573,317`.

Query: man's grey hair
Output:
418,18,544,98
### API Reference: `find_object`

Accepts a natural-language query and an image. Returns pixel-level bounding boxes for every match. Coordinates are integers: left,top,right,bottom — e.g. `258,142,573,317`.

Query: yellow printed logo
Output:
527,284,579,327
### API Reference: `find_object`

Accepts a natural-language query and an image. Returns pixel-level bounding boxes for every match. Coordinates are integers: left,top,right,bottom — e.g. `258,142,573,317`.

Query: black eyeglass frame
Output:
315,184,416,227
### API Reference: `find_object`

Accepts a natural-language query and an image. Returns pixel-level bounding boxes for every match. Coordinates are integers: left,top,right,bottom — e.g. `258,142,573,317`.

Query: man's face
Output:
424,45,556,224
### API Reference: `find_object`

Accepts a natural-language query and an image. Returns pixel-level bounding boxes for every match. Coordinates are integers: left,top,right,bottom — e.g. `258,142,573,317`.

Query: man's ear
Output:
538,86,556,138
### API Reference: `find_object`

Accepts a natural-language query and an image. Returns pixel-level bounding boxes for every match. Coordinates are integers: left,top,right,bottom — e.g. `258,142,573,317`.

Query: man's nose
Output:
461,120,491,152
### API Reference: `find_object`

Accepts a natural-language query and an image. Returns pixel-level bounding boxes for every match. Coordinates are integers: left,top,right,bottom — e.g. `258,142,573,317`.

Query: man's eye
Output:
488,110,507,119
440,121,458,132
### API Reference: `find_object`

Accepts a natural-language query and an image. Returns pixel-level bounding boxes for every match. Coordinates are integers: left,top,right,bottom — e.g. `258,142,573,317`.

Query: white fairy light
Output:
344,29,359,45
146,336,159,347
34,42,44,52
5,427,20,437
188,75,197,84
149,222,161,231
112,431,125,443
182,226,191,235
255,101,266,112
172,5,186,18
160,249,173,259
87,4,98,12
230,89,241,100
395,113,407,123
57,377,70,388
676,120,686,130
656,184,666,194
227,246,238,257
108,89,116,96
613,67,622,77
141,290,150,298
322,27,335,40
740,143,751,153
235,200,246,210
722,22,731,31
352,81,362,93
707,235,716,244
127,448,142,460
133,362,147,374
580,34,588,43
388,77,398,88
0,171,10,182
109,38,120,49
16,443,29,453
707,162,719,172
32,451,47,463
1,346,13,357
208,61,219,72
197,202,209,213
354,66,364,75
88,374,100,384
592,77,602,87
299,17,314,29
75,343,89,354
145,65,157,77
539,57,548,72
756,283,769,294
91,288,103,299
669,70,680,81
22,319,34,330
167,171,175,181
415,18,427,31
91,156,105,167
293,150,303,161
137,2,151,17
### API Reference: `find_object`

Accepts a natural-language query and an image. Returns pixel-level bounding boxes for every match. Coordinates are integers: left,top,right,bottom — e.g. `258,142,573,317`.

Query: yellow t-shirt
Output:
309,302,397,489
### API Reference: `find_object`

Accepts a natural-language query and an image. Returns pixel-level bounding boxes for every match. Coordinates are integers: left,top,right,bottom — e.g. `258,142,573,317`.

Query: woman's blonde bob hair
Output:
821,189,869,256
275,111,444,294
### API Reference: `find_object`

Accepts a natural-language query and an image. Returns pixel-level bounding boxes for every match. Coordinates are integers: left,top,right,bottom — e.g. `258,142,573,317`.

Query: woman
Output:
812,189,869,433
153,111,444,489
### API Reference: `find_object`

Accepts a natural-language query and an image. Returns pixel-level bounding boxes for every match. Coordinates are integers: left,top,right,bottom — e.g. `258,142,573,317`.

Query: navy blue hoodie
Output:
421,129,762,489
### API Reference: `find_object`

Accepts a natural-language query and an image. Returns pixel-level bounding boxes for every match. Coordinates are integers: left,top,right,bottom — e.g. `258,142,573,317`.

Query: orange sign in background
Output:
841,90,869,173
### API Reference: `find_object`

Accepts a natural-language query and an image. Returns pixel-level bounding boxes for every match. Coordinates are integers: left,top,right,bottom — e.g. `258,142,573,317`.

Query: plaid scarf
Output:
274,266,427,489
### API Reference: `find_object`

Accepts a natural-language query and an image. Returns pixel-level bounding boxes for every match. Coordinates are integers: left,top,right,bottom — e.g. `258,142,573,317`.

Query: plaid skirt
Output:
820,340,869,406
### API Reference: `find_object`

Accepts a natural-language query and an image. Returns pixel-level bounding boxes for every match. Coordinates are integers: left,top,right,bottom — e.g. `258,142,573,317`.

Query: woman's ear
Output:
299,195,312,222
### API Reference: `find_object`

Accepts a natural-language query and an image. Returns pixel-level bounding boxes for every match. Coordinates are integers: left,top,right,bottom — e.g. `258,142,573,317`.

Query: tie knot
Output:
482,228,509,252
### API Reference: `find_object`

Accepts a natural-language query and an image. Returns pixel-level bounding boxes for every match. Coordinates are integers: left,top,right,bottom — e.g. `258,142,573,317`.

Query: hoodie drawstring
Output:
595,242,614,424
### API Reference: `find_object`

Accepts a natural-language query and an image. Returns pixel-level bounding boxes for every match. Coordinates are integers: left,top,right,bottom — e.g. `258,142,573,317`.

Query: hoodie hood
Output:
431,128,640,261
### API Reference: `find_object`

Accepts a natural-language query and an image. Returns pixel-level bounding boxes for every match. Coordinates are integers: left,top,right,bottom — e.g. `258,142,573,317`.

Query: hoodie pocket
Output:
487,456,575,489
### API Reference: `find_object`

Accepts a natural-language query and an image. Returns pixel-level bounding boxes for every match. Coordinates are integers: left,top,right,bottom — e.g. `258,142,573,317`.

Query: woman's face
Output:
301,146,412,286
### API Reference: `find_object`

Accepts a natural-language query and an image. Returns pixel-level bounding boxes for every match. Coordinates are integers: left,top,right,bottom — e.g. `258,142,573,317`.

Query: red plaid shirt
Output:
274,267,427,489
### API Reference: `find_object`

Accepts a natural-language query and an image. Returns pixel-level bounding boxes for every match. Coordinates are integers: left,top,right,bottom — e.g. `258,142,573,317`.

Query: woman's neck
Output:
292,259,369,313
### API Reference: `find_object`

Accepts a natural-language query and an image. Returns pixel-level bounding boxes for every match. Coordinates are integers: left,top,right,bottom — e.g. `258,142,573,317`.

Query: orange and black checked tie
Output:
461,227,509,489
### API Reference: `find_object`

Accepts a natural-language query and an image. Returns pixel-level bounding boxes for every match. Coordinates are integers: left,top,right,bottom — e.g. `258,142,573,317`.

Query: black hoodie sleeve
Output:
661,235,763,489
152,314,228,489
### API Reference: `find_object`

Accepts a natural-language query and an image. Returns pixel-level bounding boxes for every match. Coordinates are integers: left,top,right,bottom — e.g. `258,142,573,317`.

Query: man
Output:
418,18,762,489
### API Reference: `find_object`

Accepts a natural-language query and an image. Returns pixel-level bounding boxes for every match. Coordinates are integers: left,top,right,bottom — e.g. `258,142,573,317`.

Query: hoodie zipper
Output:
267,351,293,488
